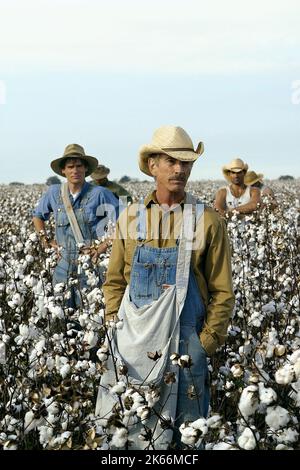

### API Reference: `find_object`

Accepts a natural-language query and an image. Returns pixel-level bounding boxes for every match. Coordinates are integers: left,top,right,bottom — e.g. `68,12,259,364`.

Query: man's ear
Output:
148,157,158,177
61,168,66,177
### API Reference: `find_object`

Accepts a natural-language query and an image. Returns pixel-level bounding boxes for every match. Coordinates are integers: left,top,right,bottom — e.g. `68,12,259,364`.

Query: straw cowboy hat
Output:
244,170,264,186
91,165,110,180
139,125,204,176
222,158,248,182
51,144,98,177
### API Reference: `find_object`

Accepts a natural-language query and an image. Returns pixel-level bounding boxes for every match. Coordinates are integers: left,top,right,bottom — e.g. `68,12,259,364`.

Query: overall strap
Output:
176,192,204,305
136,198,147,241
185,192,205,223
61,183,84,245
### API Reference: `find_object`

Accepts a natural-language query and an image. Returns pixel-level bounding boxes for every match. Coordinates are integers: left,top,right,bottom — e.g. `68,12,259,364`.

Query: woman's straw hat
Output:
244,170,264,186
222,158,248,182
139,125,204,176
51,144,98,177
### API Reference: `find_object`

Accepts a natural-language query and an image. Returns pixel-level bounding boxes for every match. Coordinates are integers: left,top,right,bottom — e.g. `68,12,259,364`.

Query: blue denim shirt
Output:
33,182,120,239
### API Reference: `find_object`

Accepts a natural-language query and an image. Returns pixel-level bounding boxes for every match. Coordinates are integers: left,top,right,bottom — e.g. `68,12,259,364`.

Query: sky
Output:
0,0,299,184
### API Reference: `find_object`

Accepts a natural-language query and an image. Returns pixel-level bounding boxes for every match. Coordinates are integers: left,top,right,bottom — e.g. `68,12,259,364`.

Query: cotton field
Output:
0,180,299,450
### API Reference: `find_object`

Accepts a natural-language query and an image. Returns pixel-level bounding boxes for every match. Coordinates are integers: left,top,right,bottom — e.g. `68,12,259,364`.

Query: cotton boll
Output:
83,330,98,349
258,383,277,405
122,410,138,427
237,427,259,450
145,390,160,408
206,415,222,429
34,339,46,356
48,305,64,320
97,351,108,362
179,424,200,446
212,442,237,450
265,406,290,430
46,401,60,416
25,255,34,264
110,382,126,396
110,428,128,448
24,411,44,434
273,428,299,444
29,232,38,242
136,406,151,421
24,411,35,434
178,354,192,368
39,425,54,447
231,364,244,378
275,364,295,385
248,374,259,384
60,364,71,379
54,283,65,294
238,386,259,418
191,418,208,435
275,444,293,450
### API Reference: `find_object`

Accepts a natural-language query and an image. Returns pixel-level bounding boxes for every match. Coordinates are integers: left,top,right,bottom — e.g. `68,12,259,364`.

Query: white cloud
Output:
0,0,300,74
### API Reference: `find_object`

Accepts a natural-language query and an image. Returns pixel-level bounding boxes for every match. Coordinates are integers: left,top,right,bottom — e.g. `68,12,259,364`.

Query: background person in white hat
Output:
214,158,261,217
102,126,235,449
90,164,133,204
32,143,119,305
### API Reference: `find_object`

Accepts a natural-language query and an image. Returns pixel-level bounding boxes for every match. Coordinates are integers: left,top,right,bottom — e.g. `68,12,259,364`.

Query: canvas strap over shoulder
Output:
61,183,84,245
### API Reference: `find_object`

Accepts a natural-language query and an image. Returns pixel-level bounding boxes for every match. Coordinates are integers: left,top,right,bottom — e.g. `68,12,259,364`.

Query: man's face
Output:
95,177,106,185
148,154,193,195
228,169,245,186
61,158,87,185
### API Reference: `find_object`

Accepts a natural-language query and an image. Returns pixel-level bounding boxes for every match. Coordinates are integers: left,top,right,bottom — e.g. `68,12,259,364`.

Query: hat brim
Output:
138,143,204,176
245,174,264,186
222,164,248,182
91,170,110,180
51,154,99,177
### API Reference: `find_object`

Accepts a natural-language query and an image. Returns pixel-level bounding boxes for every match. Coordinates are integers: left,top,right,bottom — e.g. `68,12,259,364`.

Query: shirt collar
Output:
144,190,187,208
68,181,89,201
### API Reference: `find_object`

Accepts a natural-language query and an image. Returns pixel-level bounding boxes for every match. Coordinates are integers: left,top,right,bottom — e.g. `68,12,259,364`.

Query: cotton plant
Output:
0,181,300,449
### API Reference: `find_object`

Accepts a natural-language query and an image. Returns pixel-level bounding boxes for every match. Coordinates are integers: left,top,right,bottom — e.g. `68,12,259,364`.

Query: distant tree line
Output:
278,175,295,181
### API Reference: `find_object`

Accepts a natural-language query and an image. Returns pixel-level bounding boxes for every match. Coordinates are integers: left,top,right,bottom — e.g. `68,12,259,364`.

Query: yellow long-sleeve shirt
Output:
103,191,235,355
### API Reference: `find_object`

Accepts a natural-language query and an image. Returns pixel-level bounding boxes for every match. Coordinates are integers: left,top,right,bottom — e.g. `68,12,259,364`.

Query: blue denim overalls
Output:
129,202,210,447
53,187,95,306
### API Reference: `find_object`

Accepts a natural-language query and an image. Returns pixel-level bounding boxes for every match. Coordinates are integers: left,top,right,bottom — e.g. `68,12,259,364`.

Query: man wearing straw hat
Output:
90,164,133,204
32,144,119,304
99,126,234,449
214,158,261,217
245,170,276,201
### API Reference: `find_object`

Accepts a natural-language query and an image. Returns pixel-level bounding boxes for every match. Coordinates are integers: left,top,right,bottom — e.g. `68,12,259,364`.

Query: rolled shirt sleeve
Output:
32,186,54,221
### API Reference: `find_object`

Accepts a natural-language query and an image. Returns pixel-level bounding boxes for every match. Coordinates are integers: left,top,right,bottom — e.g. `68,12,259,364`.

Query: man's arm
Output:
102,219,128,323
200,213,235,355
32,187,58,249
32,216,48,247
32,216,59,251
229,187,261,214
32,216,46,233
213,188,227,216
262,187,277,209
